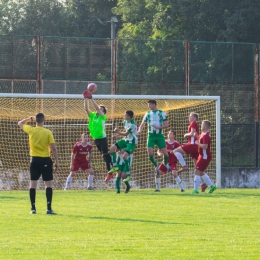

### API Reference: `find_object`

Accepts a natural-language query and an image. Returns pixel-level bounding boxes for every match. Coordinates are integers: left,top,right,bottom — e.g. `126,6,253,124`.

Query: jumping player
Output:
105,110,137,182
137,100,169,190
64,133,95,190
192,120,216,194
173,112,199,172
157,130,185,192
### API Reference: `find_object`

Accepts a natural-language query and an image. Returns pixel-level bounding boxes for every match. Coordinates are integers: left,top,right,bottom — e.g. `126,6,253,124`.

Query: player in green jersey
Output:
105,110,137,182
114,149,133,194
84,96,112,172
137,100,169,191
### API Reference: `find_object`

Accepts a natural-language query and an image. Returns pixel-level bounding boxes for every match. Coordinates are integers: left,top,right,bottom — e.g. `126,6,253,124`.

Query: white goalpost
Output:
0,93,221,190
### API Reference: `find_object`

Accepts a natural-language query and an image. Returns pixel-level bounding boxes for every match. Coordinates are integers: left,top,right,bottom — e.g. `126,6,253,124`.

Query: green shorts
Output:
116,139,136,154
147,133,166,149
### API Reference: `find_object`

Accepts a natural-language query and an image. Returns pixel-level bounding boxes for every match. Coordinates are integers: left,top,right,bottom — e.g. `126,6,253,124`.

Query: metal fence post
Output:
36,36,42,93
254,43,259,167
185,41,190,95
112,39,117,94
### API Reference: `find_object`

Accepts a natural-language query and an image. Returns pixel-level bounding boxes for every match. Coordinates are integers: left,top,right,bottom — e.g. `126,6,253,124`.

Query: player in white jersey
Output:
137,100,169,192
105,110,137,182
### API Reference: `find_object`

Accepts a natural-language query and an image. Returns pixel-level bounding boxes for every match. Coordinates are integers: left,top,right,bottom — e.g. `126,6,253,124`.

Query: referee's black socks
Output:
29,188,36,210
46,187,53,211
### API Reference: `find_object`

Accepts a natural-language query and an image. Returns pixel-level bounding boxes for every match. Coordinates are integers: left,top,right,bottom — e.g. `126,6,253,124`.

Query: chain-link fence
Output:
0,35,258,167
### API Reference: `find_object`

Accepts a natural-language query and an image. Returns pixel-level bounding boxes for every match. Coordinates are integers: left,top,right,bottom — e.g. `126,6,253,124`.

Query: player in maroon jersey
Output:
192,120,216,194
172,112,199,173
157,130,185,192
64,133,95,190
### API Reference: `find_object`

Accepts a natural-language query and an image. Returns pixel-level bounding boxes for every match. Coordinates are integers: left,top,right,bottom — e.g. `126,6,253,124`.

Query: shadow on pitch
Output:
88,216,199,226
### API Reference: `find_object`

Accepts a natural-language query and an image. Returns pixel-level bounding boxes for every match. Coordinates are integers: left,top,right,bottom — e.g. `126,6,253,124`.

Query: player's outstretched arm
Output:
91,98,104,116
84,99,91,116
114,128,129,136
50,143,59,170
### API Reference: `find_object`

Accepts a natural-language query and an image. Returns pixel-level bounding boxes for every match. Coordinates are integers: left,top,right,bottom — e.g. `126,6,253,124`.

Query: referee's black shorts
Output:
30,157,53,181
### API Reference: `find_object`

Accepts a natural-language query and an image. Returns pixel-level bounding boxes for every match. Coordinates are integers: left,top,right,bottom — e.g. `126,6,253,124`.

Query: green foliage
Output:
0,189,260,259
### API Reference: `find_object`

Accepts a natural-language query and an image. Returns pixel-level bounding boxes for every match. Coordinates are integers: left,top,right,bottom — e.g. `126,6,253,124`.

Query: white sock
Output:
174,152,186,167
155,177,161,190
194,175,200,190
200,174,206,184
175,176,184,190
65,175,73,189
201,174,213,187
88,174,94,187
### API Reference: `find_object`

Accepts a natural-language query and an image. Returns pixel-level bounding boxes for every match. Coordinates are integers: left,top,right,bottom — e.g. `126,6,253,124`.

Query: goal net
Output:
0,94,221,190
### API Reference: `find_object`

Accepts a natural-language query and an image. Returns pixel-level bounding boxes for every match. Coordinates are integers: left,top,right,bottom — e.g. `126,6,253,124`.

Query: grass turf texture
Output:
0,189,259,259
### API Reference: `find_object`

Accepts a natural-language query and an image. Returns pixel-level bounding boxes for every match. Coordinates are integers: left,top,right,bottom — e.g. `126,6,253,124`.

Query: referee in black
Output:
18,113,58,214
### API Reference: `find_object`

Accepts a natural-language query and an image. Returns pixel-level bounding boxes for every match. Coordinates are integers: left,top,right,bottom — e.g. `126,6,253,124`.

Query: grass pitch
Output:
0,189,259,259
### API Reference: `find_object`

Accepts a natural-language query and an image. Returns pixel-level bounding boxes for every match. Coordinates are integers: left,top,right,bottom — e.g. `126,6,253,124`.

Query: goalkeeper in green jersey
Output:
137,100,169,191
84,95,112,172
105,110,137,182
114,149,133,194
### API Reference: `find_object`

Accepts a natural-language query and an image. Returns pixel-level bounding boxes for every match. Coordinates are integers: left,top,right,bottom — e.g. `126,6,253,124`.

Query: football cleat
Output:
108,166,119,174
154,189,160,192
181,189,185,192
200,183,208,192
30,209,36,214
123,175,132,183
87,186,95,190
208,185,217,194
46,210,57,215
104,174,114,182
192,190,199,194
177,166,188,173
125,185,131,193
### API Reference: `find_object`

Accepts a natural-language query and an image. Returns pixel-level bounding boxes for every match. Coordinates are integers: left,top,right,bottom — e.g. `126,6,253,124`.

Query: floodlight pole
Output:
110,18,117,94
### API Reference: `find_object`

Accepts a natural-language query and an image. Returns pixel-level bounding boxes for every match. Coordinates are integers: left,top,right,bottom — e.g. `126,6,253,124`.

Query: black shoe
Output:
155,189,160,192
46,209,57,215
30,209,36,214
116,190,120,194
181,189,185,192
125,185,131,193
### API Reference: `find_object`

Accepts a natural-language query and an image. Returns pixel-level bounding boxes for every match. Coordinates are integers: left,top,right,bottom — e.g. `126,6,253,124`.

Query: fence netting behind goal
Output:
0,96,216,190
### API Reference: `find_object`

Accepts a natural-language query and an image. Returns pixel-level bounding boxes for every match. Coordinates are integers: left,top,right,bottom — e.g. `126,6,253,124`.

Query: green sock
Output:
110,152,117,166
125,181,130,188
163,155,169,165
123,159,130,172
149,155,157,167
116,177,121,191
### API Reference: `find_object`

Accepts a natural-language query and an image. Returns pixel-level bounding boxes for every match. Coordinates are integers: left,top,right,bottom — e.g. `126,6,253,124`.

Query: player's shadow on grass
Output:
89,216,199,226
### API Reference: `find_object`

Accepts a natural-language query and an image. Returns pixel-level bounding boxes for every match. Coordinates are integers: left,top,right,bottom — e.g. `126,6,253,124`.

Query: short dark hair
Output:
169,130,176,136
190,112,198,120
36,113,45,123
202,120,211,128
126,110,134,118
148,100,156,106
100,105,107,114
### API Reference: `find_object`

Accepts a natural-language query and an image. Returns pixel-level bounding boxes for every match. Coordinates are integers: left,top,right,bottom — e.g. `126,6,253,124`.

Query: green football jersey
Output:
88,112,106,139
123,119,138,144
142,110,168,134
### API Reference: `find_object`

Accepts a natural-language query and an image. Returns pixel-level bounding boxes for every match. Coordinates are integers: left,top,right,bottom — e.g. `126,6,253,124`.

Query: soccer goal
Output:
0,93,221,190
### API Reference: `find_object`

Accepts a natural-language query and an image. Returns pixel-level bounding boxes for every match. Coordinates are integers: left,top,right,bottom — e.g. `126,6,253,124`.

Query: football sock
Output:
110,152,117,166
65,175,73,189
163,155,169,165
201,174,213,186
125,181,130,188
155,177,161,190
175,176,184,190
194,175,200,190
116,177,121,191
149,155,157,167
29,188,36,210
200,174,206,184
123,159,130,172
88,174,94,187
174,152,186,167
46,187,53,211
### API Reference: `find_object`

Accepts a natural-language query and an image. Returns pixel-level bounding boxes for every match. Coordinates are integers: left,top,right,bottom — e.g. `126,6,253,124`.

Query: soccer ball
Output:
87,83,97,93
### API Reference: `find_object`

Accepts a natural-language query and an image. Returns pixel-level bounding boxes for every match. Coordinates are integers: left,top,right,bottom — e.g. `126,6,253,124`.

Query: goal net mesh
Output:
0,95,217,190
